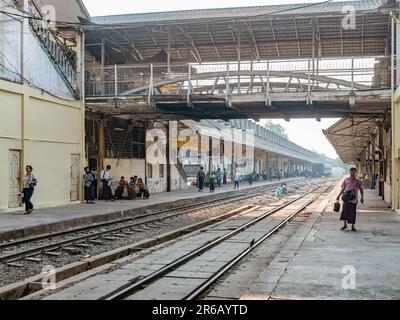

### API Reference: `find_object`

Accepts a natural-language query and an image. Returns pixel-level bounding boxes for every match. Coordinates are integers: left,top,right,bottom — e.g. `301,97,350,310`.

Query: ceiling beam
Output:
205,23,221,60
293,17,301,57
175,25,202,63
245,21,261,61
269,19,280,57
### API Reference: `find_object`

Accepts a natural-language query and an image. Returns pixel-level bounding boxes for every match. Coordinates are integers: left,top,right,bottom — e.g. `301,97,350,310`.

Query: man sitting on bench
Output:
115,176,128,199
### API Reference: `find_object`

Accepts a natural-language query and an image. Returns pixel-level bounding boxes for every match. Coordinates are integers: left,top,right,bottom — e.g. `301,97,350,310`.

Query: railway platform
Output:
0,178,297,242
241,185,400,300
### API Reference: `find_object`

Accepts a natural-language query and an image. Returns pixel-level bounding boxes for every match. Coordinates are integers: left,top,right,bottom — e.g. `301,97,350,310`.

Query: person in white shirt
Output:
21,165,37,214
234,172,241,189
100,165,113,200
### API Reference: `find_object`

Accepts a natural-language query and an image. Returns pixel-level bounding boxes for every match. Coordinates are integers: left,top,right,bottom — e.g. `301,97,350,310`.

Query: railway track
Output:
86,183,331,300
0,178,330,300
0,179,309,267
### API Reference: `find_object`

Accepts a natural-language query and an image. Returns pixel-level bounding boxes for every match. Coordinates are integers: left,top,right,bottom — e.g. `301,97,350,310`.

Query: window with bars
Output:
105,126,145,159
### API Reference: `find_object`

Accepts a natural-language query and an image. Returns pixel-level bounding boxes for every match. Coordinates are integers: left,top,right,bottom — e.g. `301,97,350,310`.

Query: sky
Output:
82,0,341,159
259,119,339,159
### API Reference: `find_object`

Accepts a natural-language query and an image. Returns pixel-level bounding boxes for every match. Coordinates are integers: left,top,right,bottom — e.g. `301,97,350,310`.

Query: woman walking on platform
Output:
21,165,37,214
336,168,364,232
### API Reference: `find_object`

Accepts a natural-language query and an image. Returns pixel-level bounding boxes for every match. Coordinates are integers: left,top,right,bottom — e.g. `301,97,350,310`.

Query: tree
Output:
335,157,353,171
315,152,327,164
264,121,288,139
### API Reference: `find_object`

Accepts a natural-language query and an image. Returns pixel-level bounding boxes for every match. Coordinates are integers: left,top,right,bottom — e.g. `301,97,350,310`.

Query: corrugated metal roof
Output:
91,0,384,25
323,118,379,163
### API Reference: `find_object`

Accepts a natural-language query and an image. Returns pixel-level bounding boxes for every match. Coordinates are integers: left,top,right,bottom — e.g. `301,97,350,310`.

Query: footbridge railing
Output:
85,57,392,101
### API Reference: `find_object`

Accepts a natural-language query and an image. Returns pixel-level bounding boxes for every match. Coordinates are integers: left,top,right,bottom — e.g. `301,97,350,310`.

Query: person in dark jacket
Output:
100,165,113,200
90,167,98,200
197,167,206,192
128,176,137,200
83,167,95,204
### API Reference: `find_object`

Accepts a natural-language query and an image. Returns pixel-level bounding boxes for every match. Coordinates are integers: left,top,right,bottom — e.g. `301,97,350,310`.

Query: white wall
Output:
0,11,22,83
0,6,75,99
103,158,145,181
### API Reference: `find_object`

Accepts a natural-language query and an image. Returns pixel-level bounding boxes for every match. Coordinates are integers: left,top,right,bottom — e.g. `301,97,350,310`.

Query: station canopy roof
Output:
323,117,380,163
180,120,318,163
83,0,393,64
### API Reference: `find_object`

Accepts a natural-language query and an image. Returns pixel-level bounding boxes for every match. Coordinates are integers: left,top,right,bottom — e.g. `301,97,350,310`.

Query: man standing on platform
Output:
216,168,223,188
100,165,113,200
234,171,241,189
197,167,206,192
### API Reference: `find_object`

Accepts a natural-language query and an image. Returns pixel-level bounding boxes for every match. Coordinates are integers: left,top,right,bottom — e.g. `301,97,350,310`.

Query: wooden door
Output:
8,150,21,208
70,154,80,201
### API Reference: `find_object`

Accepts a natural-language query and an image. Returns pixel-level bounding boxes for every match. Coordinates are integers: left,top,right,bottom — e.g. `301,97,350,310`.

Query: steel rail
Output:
0,179,297,250
1,180,303,264
102,184,326,300
184,185,332,300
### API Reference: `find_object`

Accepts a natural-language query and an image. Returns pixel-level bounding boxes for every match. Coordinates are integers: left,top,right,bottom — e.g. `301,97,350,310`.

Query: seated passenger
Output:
275,186,283,198
137,178,150,199
281,184,288,195
128,176,137,200
115,176,127,199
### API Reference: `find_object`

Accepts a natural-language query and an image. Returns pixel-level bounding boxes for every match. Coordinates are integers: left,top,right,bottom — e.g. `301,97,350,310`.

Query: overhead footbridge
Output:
82,0,394,121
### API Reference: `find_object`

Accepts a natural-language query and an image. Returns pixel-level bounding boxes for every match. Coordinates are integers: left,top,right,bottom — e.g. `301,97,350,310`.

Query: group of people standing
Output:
196,167,230,192
84,165,150,203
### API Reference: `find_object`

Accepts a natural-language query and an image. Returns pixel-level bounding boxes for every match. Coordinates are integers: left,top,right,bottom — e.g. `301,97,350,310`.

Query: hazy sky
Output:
259,119,339,159
82,0,341,158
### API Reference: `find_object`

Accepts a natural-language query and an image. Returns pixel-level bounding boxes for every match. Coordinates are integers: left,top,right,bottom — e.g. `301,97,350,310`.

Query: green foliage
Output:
335,157,353,170
264,121,288,139
315,152,327,164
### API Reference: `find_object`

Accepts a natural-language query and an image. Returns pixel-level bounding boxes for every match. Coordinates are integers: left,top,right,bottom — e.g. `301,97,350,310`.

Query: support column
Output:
197,132,202,166
98,119,106,199
208,136,212,174
237,28,241,94
98,119,106,172
392,8,400,209
231,141,235,180
166,122,171,192
372,138,376,189
379,123,384,197
100,38,106,95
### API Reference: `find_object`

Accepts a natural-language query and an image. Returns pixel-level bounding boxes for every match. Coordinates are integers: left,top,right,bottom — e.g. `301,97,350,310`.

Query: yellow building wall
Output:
0,80,83,211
